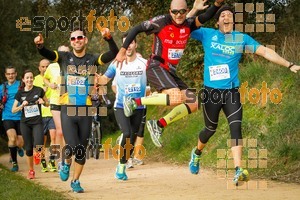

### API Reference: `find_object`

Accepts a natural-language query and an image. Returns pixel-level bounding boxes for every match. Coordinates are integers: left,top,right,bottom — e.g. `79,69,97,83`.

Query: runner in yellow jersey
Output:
44,45,70,173
33,58,57,172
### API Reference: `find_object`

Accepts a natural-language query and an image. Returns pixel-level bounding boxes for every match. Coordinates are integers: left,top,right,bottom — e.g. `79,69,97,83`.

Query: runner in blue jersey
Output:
97,33,147,180
188,5,300,185
0,66,24,172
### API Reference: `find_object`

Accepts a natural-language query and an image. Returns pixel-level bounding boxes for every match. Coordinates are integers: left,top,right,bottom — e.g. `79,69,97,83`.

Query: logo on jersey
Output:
212,35,218,41
180,28,185,34
164,39,173,44
120,71,143,77
170,33,174,38
210,42,235,55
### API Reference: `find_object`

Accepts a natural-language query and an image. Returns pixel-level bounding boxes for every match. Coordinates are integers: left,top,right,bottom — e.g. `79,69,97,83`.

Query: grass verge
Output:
0,164,68,200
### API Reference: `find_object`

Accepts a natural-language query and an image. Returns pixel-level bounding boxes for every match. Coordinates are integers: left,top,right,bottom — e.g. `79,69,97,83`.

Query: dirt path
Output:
0,153,299,200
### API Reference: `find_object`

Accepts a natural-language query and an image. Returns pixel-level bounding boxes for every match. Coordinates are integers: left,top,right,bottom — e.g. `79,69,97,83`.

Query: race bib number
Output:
125,84,141,94
209,64,230,81
168,49,184,60
24,105,40,118
67,75,86,87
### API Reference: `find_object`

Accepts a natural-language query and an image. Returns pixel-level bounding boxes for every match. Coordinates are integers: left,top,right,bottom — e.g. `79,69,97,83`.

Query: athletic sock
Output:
9,146,18,163
160,104,191,126
140,93,169,106
49,155,55,160
195,148,202,156
158,118,167,128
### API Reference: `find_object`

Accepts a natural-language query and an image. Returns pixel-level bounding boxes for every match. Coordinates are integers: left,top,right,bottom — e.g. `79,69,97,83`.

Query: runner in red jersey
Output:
115,0,224,147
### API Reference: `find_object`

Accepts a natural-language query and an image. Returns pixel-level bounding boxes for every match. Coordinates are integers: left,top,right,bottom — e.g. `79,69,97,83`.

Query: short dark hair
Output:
122,32,136,43
70,25,86,36
214,5,235,20
5,66,16,73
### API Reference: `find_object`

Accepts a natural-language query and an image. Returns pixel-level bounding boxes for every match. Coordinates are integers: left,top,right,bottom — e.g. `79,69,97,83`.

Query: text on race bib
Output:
67,75,86,87
125,83,141,94
168,49,184,60
24,105,40,118
209,64,230,81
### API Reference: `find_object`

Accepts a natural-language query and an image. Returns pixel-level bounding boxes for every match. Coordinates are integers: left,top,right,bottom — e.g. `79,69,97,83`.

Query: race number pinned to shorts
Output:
125,83,141,94
168,49,184,60
24,105,40,118
209,64,230,81
67,75,86,87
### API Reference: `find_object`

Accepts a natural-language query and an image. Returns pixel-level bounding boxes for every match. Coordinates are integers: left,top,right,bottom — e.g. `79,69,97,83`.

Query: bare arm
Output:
43,77,57,90
96,74,112,86
12,100,27,113
187,0,209,18
255,45,300,73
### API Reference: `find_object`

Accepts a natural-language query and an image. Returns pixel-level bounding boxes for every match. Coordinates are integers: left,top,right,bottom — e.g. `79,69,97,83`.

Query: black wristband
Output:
288,62,294,69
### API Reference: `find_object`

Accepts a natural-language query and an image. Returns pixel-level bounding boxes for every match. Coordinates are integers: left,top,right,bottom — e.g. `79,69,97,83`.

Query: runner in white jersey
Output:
97,33,147,180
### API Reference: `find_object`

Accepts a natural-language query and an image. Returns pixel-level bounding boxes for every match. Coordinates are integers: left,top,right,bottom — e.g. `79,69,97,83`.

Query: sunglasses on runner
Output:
171,9,188,15
70,35,85,41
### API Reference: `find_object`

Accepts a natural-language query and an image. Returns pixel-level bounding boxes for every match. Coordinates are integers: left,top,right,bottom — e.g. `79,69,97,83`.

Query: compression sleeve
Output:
38,46,58,62
121,24,144,49
98,37,119,65
197,5,220,24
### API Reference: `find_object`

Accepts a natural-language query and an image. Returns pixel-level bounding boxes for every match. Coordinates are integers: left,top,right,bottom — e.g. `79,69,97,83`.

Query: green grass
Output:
0,164,68,200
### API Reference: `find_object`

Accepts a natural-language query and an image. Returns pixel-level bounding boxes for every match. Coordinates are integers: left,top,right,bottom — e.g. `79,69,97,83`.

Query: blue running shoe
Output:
59,163,70,181
115,163,128,180
189,147,200,174
71,180,84,193
233,167,249,185
17,148,24,157
11,162,19,172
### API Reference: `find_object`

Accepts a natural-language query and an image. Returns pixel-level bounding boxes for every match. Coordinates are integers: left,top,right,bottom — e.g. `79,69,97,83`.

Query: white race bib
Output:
209,64,230,81
67,75,86,87
24,105,40,118
168,49,184,60
125,83,141,94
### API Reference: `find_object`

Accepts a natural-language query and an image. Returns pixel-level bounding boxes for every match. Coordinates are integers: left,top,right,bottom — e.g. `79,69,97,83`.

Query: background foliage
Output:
0,0,299,182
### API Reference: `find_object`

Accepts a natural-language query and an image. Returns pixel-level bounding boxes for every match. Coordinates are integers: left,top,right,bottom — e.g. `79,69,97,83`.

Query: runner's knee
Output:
74,144,87,165
187,102,198,113
75,157,86,165
26,149,33,157
163,89,183,105
199,127,217,144
229,122,242,146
